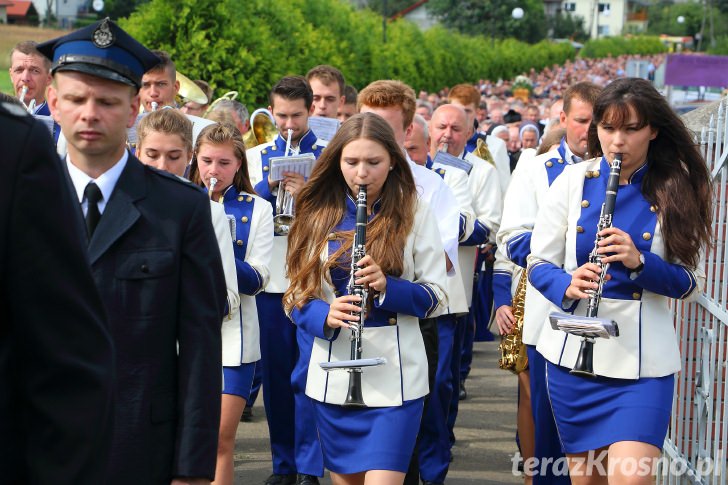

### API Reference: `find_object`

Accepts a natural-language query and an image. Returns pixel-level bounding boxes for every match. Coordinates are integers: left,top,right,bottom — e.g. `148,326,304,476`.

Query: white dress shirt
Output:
66,150,128,216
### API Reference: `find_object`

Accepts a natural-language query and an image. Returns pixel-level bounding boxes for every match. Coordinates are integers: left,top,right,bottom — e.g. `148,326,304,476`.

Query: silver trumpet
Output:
209,177,218,201
274,129,295,235
18,85,35,113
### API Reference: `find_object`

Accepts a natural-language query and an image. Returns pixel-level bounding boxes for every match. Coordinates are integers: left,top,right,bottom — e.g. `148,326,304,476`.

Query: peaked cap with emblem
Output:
36,18,160,89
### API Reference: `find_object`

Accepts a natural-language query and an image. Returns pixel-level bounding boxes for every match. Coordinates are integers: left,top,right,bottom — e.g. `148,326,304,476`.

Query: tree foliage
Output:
425,0,547,43
580,36,667,59
364,0,414,16
549,12,589,42
121,0,576,107
101,0,151,20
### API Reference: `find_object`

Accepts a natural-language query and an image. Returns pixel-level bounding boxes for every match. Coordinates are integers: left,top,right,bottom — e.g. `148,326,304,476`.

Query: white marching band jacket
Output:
528,158,704,379
295,200,449,407
428,158,474,315
497,144,570,346
216,191,273,366
459,151,502,307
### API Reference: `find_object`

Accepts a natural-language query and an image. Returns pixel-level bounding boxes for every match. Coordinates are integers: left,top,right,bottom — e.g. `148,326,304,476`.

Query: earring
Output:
389,166,394,171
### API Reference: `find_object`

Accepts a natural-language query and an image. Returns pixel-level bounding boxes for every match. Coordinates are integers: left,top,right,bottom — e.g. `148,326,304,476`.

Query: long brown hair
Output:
284,112,417,313
587,78,712,267
188,122,255,195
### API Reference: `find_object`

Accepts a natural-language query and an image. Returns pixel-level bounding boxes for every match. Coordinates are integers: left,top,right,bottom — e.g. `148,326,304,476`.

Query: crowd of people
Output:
3,17,711,485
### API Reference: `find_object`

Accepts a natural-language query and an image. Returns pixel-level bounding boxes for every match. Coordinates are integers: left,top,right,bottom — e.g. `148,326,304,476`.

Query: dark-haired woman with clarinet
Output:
283,112,448,485
528,78,712,484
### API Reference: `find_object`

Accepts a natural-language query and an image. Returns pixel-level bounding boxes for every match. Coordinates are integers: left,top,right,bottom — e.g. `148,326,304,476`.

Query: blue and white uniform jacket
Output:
459,150,502,307
246,130,327,293
426,155,474,314
292,197,448,407
218,186,273,365
209,200,241,331
406,157,460,272
495,138,572,345
528,157,704,379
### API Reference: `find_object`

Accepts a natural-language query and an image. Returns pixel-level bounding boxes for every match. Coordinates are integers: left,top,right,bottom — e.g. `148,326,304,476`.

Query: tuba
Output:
242,108,277,149
203,90,239,119
498,268,529,373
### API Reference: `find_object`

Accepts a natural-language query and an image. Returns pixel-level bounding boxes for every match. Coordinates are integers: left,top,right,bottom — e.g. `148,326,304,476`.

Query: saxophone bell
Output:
498,269,529,373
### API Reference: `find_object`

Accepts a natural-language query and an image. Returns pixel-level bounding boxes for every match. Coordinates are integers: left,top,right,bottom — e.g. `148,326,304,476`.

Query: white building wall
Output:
562,0,627,39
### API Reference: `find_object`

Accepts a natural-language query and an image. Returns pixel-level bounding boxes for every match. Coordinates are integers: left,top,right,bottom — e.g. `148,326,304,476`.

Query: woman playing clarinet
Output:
528,78,712,484
284,113,448,485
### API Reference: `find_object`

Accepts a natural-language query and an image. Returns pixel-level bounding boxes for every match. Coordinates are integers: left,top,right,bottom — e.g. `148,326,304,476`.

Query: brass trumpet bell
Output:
176,71,208,105
243,108,277,149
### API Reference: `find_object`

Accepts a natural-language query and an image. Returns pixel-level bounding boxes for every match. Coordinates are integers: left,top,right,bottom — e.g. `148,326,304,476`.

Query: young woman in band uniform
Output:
284,113,448,485
528,78,712,483
190,123,273,485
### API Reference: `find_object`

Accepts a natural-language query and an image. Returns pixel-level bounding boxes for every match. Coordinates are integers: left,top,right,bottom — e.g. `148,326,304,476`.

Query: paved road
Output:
233,340,522,484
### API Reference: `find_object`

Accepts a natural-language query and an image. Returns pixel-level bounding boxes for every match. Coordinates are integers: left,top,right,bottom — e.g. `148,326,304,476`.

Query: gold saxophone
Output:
498,268,529,373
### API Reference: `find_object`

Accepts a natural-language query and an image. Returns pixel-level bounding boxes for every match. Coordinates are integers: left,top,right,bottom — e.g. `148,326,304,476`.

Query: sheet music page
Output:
186,114,216,144
269,153,316,182
549,312,619,338
126,113,147,147
226,214,236,240
320,357,387,370
308,116,340,141
432,150,473,174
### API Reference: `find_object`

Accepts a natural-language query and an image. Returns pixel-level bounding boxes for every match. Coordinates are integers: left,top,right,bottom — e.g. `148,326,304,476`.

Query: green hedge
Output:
580,36,667,59
121,0,576,107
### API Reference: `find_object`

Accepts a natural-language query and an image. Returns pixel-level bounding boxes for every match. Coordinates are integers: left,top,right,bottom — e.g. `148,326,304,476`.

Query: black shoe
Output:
241,406,253,422
264,473,296,485
459,380,467,400
296,474,320,485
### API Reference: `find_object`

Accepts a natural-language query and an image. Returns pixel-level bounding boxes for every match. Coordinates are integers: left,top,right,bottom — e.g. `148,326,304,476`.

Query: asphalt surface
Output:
232,339,522,484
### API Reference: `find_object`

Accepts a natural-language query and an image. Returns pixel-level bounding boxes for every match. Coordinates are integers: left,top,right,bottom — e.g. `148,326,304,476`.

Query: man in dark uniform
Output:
40,19,226,485
0,100,114,483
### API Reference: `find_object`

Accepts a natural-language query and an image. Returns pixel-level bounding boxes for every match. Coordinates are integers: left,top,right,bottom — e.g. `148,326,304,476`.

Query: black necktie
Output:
84,182,102,240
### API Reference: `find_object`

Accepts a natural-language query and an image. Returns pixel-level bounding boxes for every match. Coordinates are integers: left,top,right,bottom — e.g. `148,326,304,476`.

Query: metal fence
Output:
657,97,728,484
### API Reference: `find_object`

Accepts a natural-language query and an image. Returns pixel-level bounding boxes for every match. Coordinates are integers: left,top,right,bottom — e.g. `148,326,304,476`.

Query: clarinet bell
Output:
570,338,597,378
343,370,366,408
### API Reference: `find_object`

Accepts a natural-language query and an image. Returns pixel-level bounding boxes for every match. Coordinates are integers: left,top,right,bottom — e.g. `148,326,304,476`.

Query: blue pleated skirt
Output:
313,397,425,474
546,362,674,454
222,362,256,400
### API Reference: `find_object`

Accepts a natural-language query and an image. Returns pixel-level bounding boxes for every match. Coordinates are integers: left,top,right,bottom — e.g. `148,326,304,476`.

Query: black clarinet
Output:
344,184,368,407
571,153,622,377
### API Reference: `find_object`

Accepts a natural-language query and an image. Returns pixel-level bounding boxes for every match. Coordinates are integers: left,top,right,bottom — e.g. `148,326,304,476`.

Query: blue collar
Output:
273,129,319,154
600,157,648,185
345,192,381,217
221,184,239,202
557,137,568,163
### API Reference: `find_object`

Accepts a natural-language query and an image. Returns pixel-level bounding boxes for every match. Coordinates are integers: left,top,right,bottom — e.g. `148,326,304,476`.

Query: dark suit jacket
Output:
0,102,114,484
84,154,225,483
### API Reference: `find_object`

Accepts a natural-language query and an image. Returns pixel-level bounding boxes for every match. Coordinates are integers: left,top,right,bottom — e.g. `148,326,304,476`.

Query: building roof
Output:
0,0,15,6
8,0,33,16
392,0,428,19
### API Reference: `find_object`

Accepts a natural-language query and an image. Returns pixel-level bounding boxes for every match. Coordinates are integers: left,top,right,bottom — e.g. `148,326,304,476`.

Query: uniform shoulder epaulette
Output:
144,164,205,193
0,101,31,119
